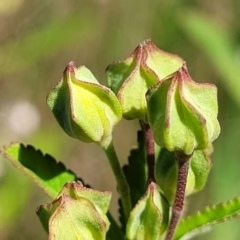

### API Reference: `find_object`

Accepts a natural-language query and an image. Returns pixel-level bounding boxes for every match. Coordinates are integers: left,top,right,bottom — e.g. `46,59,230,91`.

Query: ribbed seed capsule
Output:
106,39,184,121
147,65,220,155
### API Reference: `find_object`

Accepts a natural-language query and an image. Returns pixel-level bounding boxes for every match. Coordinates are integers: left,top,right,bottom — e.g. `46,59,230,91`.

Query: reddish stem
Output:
140,120,155,182
165,151,192,240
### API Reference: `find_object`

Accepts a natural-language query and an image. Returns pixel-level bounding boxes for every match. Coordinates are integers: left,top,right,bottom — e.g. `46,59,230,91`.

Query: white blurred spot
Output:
8,101,41,136
0,0,24,15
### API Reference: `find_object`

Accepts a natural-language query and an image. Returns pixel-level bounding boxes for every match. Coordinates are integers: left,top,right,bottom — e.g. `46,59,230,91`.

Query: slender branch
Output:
165,151,192,240
103,140,132,220
140,120,155,182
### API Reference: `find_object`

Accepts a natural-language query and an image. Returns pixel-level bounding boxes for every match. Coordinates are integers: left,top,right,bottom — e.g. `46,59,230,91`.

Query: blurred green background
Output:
0,0,240,239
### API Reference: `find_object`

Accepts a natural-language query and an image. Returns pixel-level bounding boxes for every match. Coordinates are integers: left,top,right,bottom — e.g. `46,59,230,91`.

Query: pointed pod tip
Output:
64,61,76,75
140,38,152,47
176,64,191,81
148,181,158,191
140,39,157,53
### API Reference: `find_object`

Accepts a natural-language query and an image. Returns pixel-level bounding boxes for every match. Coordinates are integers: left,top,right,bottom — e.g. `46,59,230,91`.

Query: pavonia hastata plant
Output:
2,40,240,240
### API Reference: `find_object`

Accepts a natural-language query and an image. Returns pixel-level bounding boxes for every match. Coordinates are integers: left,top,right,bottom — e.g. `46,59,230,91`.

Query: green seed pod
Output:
37,181,112,240
106,39,184,121
155,148,212,205
146,65,220,155
47,62,122,147
126,182,169,240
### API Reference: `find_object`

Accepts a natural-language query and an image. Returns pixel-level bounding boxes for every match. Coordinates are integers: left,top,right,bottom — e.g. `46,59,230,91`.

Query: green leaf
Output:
173,197,240,240
179,11,240,108
0,143,77,198
106,213,126,240
119,130,148,226
123,130,148,206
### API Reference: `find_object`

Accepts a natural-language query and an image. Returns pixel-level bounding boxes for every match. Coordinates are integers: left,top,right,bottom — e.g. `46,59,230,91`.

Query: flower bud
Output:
155,148,212,205
126,182,169,240
37,181,112,240
146,65,220,155
106,39,184,121
47,62,122,147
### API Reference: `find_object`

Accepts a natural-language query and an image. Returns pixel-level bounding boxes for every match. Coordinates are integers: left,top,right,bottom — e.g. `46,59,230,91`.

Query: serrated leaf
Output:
106,213,126,240
173,197,240,240
0,143,77,198
119,130,148,227
123,130,148,206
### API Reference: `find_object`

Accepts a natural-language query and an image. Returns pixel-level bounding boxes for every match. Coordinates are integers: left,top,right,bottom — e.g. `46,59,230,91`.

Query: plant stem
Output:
140,120,155,182
103,140,132,220
165,151,192,240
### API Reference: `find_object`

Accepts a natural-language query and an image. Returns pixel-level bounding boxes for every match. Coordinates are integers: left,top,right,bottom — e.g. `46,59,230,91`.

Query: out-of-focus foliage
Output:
0,14,95,75
179,11,240,108
0,1,240,239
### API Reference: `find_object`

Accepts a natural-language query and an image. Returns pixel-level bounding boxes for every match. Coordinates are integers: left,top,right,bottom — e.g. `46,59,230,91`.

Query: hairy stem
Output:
140,120,155,182
103,140,132,220
165,151,192,240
